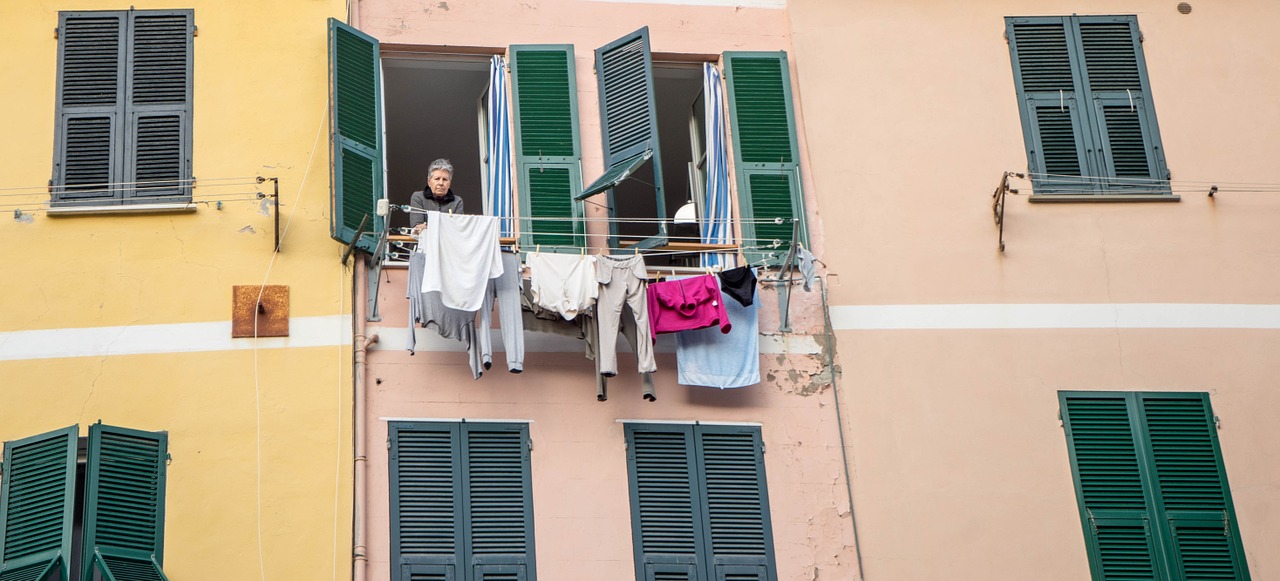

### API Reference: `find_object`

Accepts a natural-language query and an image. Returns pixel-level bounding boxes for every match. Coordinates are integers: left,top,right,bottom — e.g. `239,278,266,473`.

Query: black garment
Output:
717,266,757,308
408,189,465,227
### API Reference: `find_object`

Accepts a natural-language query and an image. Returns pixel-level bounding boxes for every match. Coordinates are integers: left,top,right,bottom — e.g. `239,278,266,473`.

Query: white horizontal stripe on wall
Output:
0,315,352,361
830,304,1280,330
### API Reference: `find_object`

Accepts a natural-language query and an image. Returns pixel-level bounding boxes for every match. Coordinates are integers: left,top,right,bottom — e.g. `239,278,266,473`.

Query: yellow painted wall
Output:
0,1,354,579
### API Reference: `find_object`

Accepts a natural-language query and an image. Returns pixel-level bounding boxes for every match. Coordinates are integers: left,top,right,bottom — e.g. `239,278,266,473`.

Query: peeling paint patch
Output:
257,199,272,216
437,1,450,10
239,225,256,234
13,211,33,223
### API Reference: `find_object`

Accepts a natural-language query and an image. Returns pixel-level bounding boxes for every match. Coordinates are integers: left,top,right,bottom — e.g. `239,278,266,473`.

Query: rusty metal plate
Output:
232,285,289,338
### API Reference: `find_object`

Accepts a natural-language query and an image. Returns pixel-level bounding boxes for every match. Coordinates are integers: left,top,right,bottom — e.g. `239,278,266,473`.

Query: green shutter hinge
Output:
193,25,198,37
53,27,59,39
165,453,173,466
1222,510,1230,535
1138,31,1145,43
1086,509,1097,534
1214,415,1222,430
386,437,391,450
1057,409,1064,428
1002,29,1009,44
528,438,534,451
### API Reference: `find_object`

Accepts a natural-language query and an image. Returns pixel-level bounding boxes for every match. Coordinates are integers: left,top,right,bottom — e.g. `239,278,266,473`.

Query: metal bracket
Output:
775,219,802,332
366,227,390,322
256,177,281,251
992,171,1021,253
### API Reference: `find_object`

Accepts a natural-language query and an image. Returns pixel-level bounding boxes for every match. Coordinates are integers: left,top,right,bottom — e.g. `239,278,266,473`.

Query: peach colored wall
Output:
365,266,848,581
785,1,1280,580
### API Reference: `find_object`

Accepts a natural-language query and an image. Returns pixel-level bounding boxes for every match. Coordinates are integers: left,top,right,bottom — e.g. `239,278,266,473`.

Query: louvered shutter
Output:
1060,394,1163,581
1137,394,1250,580
328,18,385,253
0,426,77,581
626,425,705,581
723,52,806,263
462,425,534,581
391,423,463,581
81,424,169,581
583,28,667,249
124,11,192,204
1076,17,1169,193
509,45,583,248
695,427,776,581
1006,18,1095,193
54,14,126,205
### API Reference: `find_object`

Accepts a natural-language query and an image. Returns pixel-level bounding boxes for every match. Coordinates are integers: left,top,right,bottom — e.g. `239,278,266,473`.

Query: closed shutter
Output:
54,13,126,205
723,52,805,263
391,423,535,581
82,423,169,581
627,426,704,581
124,11,192,203
583,27,667,249
463,425,534,581
1137,394,1250,580
509,45,583,248
1061,392,1251,581
1060,394,1162,580
1076,17,1168,192
328,18,385,253
391,424,463,581
0,425,78,581
695,427,775,581
1007,16,1168,195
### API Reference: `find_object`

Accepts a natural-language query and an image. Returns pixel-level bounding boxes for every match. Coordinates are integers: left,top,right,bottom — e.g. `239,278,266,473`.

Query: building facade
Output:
0,1,353,580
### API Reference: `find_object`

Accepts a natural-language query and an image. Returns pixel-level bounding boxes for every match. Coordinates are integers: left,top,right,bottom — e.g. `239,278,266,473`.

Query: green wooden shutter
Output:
695,427,776,581
124,11,193,204
462,424,534,581
723,52,806,263
626,425,704,581
328,18,384,253
1060,394,1163,581
1137,394,1250,580
53,13,126,206
1006,18,1096,193
0,425,78,581
584,27,666,249
81,423,169,581
391,423,463,581
1076,17,1169,193
509,45,583,248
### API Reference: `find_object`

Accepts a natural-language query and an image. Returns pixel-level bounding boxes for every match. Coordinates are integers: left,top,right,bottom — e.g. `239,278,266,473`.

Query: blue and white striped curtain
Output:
486,55,514,237
701,63,733,269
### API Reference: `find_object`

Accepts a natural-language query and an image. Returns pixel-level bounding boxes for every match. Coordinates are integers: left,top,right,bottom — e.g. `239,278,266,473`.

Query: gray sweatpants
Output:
595,255,656,376
407,251,484,379
478,252,525,372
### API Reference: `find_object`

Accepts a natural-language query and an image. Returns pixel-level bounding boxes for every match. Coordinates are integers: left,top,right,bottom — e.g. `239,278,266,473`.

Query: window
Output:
579,29,809,262
1006,16,1170,197
0,423,170,581
1059,392,1250,580
624,423,777,581
389,422,536,581
53,10,193,207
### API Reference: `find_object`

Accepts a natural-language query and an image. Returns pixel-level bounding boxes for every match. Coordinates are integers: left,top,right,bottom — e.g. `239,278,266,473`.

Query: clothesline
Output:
395,205,797,225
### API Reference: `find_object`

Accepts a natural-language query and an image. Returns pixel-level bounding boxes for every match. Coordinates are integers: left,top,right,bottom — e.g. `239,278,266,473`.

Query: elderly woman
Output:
410,158,465,234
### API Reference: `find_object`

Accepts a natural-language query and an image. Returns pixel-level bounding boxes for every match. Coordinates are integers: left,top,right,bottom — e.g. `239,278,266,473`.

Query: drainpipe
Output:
353,259,377,581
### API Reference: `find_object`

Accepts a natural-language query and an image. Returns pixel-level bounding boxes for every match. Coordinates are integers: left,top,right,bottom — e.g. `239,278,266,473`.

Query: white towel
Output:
528,252,598,320
420,211,504,311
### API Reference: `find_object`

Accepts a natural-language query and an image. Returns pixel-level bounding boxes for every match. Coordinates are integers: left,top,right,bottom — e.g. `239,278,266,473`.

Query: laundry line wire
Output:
0,192,266,211
0,176,263,196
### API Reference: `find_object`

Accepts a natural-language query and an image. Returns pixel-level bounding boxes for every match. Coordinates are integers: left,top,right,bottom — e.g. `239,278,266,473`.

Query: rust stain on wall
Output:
232,285,289,338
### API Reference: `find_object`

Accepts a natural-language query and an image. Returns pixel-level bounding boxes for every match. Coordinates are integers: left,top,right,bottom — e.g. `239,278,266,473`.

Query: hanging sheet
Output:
486,55,514,237
701,63,734,269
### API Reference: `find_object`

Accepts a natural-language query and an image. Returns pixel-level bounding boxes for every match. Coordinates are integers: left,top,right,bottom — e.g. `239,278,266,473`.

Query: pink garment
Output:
646,274,731,339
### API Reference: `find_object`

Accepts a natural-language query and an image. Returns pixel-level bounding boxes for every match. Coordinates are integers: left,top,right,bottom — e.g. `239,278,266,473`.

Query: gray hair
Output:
427,158,454,179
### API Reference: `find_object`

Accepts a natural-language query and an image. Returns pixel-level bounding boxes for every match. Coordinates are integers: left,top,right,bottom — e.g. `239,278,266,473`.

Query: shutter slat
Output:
699,433,768,559
130,15,189,105
599,36,654,160
1033,107,1083,178
727,57,793,163
394,430,458,556
96,555,168,581
133,115,183,196
61,17,122,107
1170,520,1239,580
745,173,795,243
82,424,168,581
1063,397,1147,511
1009,22,1073,92
632,431,699,556
513,50,575,158
1093,518,1159,580
1142,398,1226,512
1079,22,1142,91
0,426,77,579
334,27,378,149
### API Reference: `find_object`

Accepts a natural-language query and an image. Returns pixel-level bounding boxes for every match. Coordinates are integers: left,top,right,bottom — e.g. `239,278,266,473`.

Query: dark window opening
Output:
383,56,490,232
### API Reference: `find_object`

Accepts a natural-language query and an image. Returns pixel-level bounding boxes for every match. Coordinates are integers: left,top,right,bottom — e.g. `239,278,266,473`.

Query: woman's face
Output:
428,170,452,198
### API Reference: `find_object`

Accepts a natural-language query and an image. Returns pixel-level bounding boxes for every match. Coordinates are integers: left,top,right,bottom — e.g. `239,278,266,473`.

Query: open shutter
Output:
510,45,583,249
329,19,385,253
1006,17,1096,193
723,52,805,263
391,423,464,581
1137,394,1250,580
694,427,776,581
1060,394,1163,581
123,11,192,204
53,13,126,206
463,425,534,581
0,425,78,581
81,424,169,581
626,425,704,581
1076,17,1169,193
584,27,667,249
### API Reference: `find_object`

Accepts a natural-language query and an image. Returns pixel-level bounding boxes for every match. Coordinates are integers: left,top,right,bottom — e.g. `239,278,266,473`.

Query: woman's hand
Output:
413,223,427,235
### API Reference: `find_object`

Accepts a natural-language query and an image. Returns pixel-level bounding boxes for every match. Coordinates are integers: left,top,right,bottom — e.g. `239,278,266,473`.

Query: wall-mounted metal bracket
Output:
992,171,1022,253
257,177,280,251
